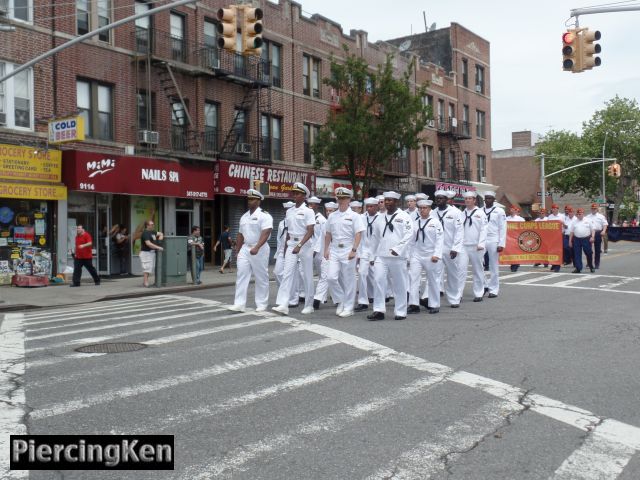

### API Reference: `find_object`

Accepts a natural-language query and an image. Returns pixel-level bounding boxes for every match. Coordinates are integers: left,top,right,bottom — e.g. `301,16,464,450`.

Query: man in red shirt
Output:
71,224,100,287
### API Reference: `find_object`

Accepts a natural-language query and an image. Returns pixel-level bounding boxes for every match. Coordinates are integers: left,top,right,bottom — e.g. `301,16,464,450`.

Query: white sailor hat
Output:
404,194,416,202
292,182,310,196
350,200,362,207
483,190,496,198
247,189,264,200
364,197,378,206
415,193,429,200
282,201,295,208
417,199,433,207
325,201,338,209
307,196,322,204
335,187,354,198
376,195,385,201
446,190,456,199
463,191,477,199
434,189,448,197
383,191,401,200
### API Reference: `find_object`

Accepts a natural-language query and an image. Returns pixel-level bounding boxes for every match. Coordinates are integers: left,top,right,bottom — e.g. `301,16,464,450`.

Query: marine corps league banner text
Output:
500,221,563,265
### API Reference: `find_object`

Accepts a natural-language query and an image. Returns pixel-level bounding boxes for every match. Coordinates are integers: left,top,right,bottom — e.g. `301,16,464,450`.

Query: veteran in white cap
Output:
273,182,316,315
482,191,506,298
461,191,488,302
366,191,414,320
355,197,379,311
229,189,274,312
431,189,465,307
323,187,365,317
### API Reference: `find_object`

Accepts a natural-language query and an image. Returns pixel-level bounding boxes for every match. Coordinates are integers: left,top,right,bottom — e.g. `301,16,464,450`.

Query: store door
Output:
176,210,192,236
97,204,111,275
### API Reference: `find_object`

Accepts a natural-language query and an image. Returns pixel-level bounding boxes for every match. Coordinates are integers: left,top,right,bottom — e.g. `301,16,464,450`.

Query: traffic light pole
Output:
0,0,197,85
570,5,640,26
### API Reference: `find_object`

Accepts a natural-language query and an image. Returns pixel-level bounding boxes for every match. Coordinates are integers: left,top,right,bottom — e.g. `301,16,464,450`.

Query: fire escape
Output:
132,26,272,162
437,115,472,184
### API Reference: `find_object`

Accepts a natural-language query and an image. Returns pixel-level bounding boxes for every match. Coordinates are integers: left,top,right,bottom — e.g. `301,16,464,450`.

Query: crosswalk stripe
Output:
25,309,250,355
122,356,380,435
551,275,600,287
549,433,637,480
23,296,176,320
27,352,107,368
27,306,218,341
598,277,640,289
0,313,27,480
180,375,448,480
29,338,338,420
365,398,523,480
509,273,567,285
506,283,640,295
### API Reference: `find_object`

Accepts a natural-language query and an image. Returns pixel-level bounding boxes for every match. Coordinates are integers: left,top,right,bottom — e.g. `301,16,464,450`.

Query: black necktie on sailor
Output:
465,208,478,227
382,213,398,237
437,210,447,226
367,215,377,236
484,206,496,223
280,219,287,238
415,218,431,242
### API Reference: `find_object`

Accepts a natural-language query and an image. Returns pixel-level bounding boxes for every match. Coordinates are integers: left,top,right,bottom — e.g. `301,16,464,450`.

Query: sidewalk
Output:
0,267,245,312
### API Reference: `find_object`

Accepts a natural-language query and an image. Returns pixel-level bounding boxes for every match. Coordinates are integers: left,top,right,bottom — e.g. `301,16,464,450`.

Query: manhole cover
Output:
75,342,147,354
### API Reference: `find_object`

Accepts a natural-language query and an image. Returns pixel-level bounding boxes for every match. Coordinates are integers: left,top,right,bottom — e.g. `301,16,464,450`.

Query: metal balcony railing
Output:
386,157,410,176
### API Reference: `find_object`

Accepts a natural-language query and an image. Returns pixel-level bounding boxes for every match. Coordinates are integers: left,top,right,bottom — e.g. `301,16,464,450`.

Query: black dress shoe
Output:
288,304,299,308
428,308,439,314
367,311,385,321
354,304,368,312
407,305,420,314
484,287,489,294
298,296,305,303
95,282,100,286
419,298,429,308
313,299,320,310
385,297,391,303
473,297,483,302
488,293,498,298
70,284,80,287
590,267,595,273
394,316,406,320
450,304,460,308
368,298,374,304
440,291,444,297
572,269,581,273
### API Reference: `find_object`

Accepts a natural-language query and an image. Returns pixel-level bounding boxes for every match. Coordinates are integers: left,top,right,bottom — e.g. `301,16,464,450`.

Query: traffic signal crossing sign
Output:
562,27,601,73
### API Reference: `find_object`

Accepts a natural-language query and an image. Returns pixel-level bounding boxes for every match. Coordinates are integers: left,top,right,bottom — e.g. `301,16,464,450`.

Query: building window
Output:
170,12,186,62
234,109,246,144
462,104,470,136
437,99,444,130
303,122,321,164
5,0,32,22
204,101,218,152
77,79,113,140
423,95,434,126
171,98,188,151
365,75,373,94
475,65,485,94
303,54,320,98
462,58,468,88
449,150,457,178
136,91,156,131
476,110,486,138
422,145,434,178
203,19,219,68
463,152,470,177
261,41,282,87
438,148,446,178
76,0,111,41
135,1,151,53
477,154,486,182
0,62,33,130
262,114,281,161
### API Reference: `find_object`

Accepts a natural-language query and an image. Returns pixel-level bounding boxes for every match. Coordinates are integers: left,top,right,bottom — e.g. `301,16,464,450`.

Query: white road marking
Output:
598,277,640,289
505,283,640,295
23,296,179,320
0,313,28,479
29,338,337,420
143,317,276,345
180,375,447,480
27,353,108,368
365,398,523,480
552,275,600,287
498,271,540,281
123,356,380,434
510,273,568,285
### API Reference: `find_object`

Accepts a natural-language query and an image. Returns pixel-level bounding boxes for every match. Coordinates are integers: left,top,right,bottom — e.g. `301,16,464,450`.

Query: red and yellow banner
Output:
500,221,563,265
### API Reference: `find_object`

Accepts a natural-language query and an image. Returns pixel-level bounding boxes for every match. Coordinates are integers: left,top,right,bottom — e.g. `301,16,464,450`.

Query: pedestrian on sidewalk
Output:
187,226,205,284
140,220,164,287
214,225,233,273
71,224,100,287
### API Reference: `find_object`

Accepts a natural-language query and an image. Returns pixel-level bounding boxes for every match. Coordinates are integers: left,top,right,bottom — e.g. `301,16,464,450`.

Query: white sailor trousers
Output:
357,258,375,305
276,242,314,308
327,246,357,312
484,241,500,295
234,244,270,309
442,249,467,305
409,255,444,309
463,245,486,299
274,253,285,286
373,256,408,316
313,256,330,302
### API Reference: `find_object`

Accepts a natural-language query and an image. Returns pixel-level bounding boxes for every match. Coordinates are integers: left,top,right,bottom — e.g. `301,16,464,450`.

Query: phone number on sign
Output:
186,191,209,198
79,183,95,190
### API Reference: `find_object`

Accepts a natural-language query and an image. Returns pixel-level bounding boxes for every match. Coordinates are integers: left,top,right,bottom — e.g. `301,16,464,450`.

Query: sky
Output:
296,0,640,150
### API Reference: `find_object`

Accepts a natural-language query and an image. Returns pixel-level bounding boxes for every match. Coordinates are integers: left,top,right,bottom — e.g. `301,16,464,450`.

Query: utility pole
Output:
571,4,640,25
0,0,197,85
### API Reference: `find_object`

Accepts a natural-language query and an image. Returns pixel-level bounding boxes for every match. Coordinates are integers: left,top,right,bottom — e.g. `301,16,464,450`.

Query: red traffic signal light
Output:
562,30,579,71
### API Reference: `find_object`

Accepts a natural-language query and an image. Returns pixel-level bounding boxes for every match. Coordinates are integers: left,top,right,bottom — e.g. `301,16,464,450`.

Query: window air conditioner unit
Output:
451,117,457,128
427,119,435,128
440,171,447,179
0,112,6,125
475,85,482,92
0,0,8,15
235,142,252,154
138,130,159,145
481,176,487,183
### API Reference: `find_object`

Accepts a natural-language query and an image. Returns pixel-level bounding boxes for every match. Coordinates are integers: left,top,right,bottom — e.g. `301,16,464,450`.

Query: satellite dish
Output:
398,39,411,52
429,22,437,31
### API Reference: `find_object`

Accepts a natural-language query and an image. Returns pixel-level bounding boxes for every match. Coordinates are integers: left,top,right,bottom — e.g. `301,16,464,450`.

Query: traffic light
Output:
580,29,601,70
562,30,580,72
607,164,615,176
242,7,263,56
608,163,621,177
217,6,237,51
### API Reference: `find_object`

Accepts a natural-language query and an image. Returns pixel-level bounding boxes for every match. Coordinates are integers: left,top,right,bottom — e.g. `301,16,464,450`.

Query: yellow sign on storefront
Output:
0,182,67,200
0,144,62,183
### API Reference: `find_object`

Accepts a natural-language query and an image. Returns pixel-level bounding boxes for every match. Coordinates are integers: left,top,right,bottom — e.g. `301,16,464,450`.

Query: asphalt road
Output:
1,241,639,479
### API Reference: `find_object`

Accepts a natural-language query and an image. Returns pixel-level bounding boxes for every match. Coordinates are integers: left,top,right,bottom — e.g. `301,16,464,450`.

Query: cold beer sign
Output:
48,116,85,144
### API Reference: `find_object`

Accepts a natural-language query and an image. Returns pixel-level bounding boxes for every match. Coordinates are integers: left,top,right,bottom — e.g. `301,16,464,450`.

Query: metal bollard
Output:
190,245,197,284
155,248,163,288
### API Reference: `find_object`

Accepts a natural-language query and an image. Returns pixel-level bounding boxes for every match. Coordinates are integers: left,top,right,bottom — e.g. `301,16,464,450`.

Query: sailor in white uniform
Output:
274,201,294,287
313,201,337,309
404,194,417,217
461,191,488,302
273,182,316,315
366,191,413,321
355,197,379,312
229,189,273,312
407,199,444,314
324,188,365,317
482,191,507,296
350,200,363,214
507,206,525,272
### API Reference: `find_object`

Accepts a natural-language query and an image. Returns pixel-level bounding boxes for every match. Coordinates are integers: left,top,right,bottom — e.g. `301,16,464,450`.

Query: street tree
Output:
312,47,430,198
537,96,640,222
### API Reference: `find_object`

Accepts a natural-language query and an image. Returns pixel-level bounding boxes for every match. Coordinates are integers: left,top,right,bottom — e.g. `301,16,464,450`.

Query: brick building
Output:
0,0,493,278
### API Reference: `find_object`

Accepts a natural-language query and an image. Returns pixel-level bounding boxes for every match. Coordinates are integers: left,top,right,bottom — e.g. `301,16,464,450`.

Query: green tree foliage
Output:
536,96,640,222
312,46,431,198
